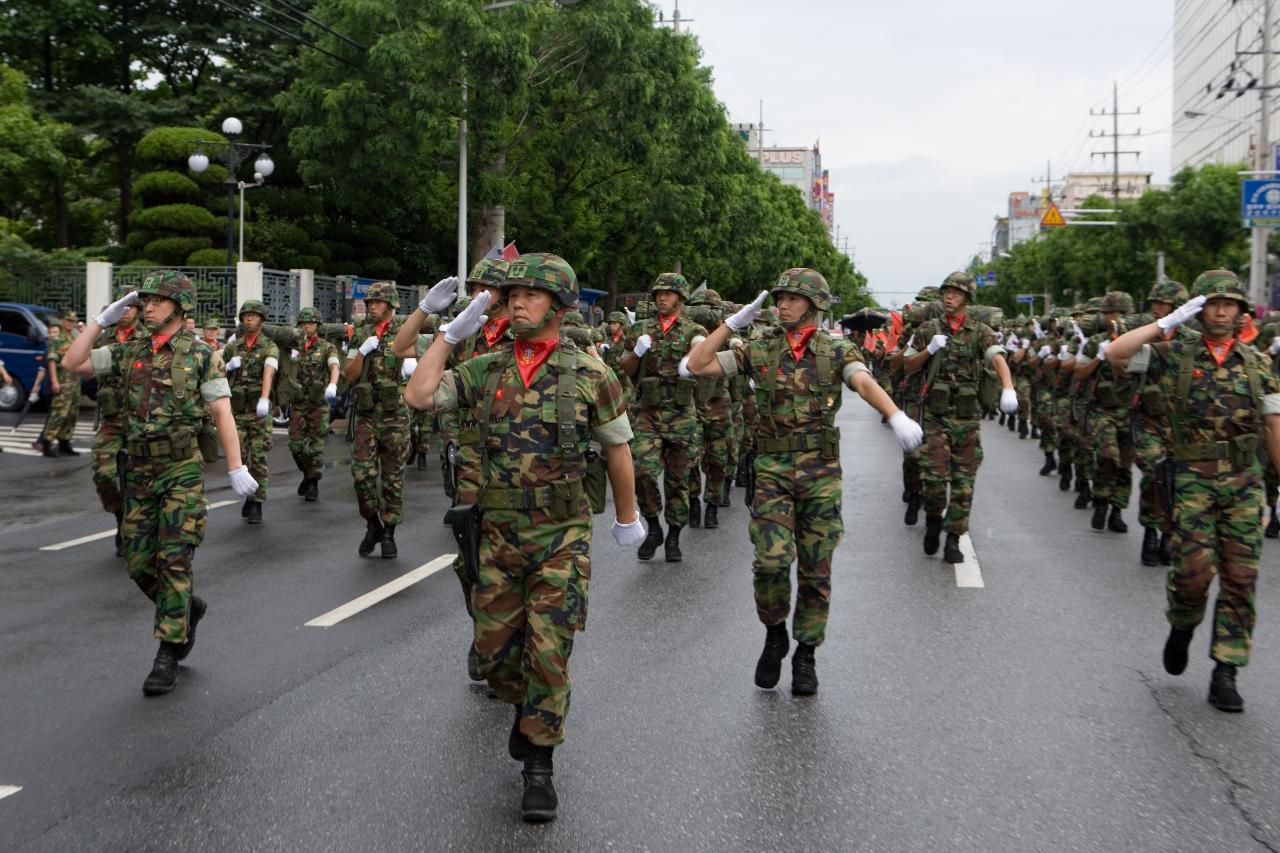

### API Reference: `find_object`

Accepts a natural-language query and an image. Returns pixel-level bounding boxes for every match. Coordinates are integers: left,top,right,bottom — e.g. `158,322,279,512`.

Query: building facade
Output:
1060,171,1153,210
752,144,836,239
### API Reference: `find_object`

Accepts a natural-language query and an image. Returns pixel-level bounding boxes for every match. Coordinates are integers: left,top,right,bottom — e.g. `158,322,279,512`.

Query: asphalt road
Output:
1,403,1278,852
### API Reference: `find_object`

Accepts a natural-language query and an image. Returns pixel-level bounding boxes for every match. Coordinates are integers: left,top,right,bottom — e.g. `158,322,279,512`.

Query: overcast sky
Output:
685,0,1175,306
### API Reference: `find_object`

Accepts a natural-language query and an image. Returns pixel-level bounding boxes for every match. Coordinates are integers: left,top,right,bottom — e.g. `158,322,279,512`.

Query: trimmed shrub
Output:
131,203,218,234
329,261,363,276
144,236,213,265
362,256,401,278
133,171,201,204
125,229,155,252
284,254,324,271
122,258,160,267
186,248,228,266
136,127,227,166
189,163,229,187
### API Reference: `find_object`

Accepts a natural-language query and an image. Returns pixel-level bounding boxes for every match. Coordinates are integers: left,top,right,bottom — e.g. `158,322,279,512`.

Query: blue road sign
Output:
983,271,997,287
1242,179,1280,225
1015,294,1035,304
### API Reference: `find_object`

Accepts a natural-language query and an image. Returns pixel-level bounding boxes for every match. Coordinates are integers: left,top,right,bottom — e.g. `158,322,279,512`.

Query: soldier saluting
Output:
62,272,258,695
90,284,144,556
687,269,923,696
405,253,644,822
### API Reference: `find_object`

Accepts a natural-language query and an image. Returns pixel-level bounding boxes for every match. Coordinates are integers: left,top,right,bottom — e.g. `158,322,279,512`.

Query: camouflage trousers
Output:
633,409,701,527
41,379,81,442
411,408,435,457
692,401,734,506
750,450,842,646
1014,375,1031,421
1052,395,1078,465
122,455,207,642
1134,419,1170,531
474,507,590,747
902,445,925,497
1168,463,1263,666
92,416,127,515
921,414,983,535
1090,409,1134,509
351,410,409,525
233,412,272,502
1036,388,1057,453
288,402,328,480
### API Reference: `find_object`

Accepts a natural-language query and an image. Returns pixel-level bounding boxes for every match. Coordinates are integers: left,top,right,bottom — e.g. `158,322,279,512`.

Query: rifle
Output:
444,504,483,584
741,449,756,505
1156,457,1177,521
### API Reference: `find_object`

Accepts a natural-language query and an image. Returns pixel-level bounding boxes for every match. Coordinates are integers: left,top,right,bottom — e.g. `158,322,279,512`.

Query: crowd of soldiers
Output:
866,269,1280,718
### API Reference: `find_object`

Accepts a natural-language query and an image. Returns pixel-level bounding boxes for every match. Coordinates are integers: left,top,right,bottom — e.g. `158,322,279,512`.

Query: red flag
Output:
501,241,520,262
885,310,903,351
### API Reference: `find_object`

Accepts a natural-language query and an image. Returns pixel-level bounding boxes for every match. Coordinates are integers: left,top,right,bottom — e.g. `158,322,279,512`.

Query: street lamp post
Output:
187,117,274,266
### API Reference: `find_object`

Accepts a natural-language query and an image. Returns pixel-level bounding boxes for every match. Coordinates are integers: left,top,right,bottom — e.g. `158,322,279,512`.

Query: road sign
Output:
1040,203,1066,228
982,271,996,287
1015,294,1036,304
1242,179,1280,226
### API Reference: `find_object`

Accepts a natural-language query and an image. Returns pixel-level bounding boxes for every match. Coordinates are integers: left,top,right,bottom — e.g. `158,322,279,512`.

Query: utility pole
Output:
1253,0,1274,308
1089,82,1142,207
1031,160,1055,203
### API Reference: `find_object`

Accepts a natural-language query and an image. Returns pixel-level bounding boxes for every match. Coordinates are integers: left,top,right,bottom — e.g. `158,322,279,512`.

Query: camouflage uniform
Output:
686,290,735,518
428,253,632,747
599,310,633,407
899,288,941,521
1082,293,1137,524
288,307,340,483
224,300,279,507
86,272,229,643
91,296,145,523
41,321,82,445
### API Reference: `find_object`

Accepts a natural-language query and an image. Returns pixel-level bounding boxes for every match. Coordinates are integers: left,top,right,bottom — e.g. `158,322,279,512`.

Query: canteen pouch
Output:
1231,433,1260,468
550,480,581,521
378,383,401,411
1095,381,1119,408
97,386,121,418
1140,385,1164,416
638,376,661,407
674,377,695,406
927,380,952,416
198,417,220,463
954,385,978,419
820,427,840,461
979,368,1000,412
352,381,375,413
695,377,715,406
584,450,607,514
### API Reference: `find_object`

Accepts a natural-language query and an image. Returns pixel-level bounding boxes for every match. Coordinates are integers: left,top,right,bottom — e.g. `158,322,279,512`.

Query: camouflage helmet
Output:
237,299,268,320
914,285,941,304
1084,296,1104,313
939,271,976,300
606,310,630,327
686,304,718,331
651,272,691,300
115,283,137,301
503,252,579,308
467,259,508,288
365,281,399,308
1146,279,1189,308
297,306,323,324
138,270,197,313
1190,269,1251,311
451,294,472,316
563,310,585,326
203,316,223,329
1100,291,1135,315
771,267,831,311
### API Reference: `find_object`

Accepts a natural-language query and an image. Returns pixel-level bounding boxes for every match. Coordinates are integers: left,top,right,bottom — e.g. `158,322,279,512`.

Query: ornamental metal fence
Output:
314,274,342,323
112,266,238,328
0,266,85,315
262,268,300,325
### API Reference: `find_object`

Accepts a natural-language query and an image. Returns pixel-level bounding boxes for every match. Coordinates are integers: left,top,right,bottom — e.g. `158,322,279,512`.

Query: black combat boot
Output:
703,504,718,529
664,525,683,563
305,477,319,502
1107,505,1128,533
1074,465,1087,493
1058,464,1073,492
1090,500,1107,529
241,497,251,518
923,515,943,556
508,704,531,760
1208,663,1244,713
297,478,308,496
1039,452,1057,476
1018,419,1029,439
40,437,58,457
467,642,484,682
901,489,911,503
1162,627,1193,675
1074,481,1092,510
358,517,383,557
942,532,964,564
754,623,790,689
904,493,921,526
416,451,427,471
1140,527,1160,566
520,746,558,823
791,642,818,696
1007,414,1016,433
637,517,663,561
246,501,262,524
998,412,1007,426
114,511,124,557
57,439,79,456
1267,512,1280,539
689,496,701,528
176,596,207,662
1158,532,1173,566
142,642,182,695
1031,425,1040,439
380,524,398,559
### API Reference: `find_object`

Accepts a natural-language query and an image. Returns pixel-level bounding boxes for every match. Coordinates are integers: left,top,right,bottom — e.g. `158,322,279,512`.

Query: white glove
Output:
1058,344,1071,359
625,309,636,325
994,331,1005,344
225,356,242,372
611,514,647,546
94,290,138,327
748,378,756,391
28,390,39,402
904,334,916,351
228,465,258,498
1005,338,1019,352
926,334,948,355
1037,345,1052,359
888,411,924,451
290,348,300,360
420,276,460,314
999,387,1018,414
255,397,270,418
632,334,652,358
442,291,491,345
324,383,337,403
1032,319,1044,339
1156,295,1206,332
1021,337,1030,348
598,342,609,353
225,334,236,348
1269,337,1280,355
358,335,380,356
1097,340,1110,361
1072,323,1086,346
401,357,418,379
726,291,769,332
677,355,693,379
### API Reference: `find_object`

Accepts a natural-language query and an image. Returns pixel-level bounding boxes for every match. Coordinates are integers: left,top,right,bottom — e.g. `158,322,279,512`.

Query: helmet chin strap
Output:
145,307,179,333
780,304,818,331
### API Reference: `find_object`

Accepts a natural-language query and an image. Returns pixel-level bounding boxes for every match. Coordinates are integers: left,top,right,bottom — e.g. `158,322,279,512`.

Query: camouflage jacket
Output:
1082,328,1133,411
624,312,705,413
294,334,339,401
92,323,145,420
224,331,280,402
915,314,999,390
349,316,406,390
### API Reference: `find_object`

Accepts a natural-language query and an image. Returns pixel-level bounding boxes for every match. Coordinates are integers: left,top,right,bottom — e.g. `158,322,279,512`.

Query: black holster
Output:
444,504,483,584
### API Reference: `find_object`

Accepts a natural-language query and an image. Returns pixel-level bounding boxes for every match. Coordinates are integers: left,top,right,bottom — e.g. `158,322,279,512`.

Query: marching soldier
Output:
36,311,83,457
904,272,1018,563
1077,292,1137,534
685,288,735,529
202,317,223,350
688,269,923,695
344,282,411,558
62,272,258,695
1108,271,1280,713
90,285,144,556
289,307,340,501
404,253,644,822
223,300,278,524
620,273,706,562
597,310,633,407
898,286,941,526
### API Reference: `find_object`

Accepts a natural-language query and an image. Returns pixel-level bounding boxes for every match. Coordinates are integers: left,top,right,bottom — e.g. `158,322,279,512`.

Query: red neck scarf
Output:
659,313,678,335
786,325,817,361
514,339,557,388
150,333,172,354
304,334,318,351
116,325,135,344
243,332,259,351
374,318,392,339
947,314,966,334
612,330,624,344
483,316,510,348
1204,337,1236,367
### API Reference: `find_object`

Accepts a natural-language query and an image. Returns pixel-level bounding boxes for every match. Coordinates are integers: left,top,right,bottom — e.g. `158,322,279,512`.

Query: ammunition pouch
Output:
352,381,375,413
378,382,401,411
126,429,198,461
927,380,952,416
97,386,121,419
638,376,661,408
1095,381,1119,409
302,381,326,405
954,385,978,419
229,385,250,416
1140,385,1165,417
198,417,220,463
477,478,586,521
673,377,695,407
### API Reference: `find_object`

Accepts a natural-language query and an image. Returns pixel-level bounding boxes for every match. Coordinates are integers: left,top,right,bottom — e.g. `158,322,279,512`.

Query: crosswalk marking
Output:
0,785,21,801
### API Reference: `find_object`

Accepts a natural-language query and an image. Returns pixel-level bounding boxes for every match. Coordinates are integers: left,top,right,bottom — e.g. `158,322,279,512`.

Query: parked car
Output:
0,302,60,412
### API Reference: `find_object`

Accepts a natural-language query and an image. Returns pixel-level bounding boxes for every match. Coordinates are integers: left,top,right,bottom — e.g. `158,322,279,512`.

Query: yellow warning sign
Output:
1040,202,1066,228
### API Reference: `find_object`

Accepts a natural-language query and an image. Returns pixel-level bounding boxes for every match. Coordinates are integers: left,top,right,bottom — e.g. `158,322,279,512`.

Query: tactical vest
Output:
635,317,698,410
753,329,841,459
120,333,218,462
293,337,334,405
225,334,274,416
1167,341,1266,466
921,318,989,419
94,326,140,420
349,319,406,415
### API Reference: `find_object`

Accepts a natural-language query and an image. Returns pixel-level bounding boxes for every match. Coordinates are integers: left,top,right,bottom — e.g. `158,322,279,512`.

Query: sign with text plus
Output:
1040,202,1066,228
1242,179,1280,226
1015,294,1036,304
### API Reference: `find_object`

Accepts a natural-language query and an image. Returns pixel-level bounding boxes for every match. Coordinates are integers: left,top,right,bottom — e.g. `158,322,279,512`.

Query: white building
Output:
1059,171,1153,209
750,144,835,238
1007,191,1043,248
1173,0,1279,170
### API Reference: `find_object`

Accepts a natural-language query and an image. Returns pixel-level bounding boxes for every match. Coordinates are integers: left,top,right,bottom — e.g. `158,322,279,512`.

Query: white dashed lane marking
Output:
954,534,985,588
0,785,22,801
306,555,457,627
38,500,238,551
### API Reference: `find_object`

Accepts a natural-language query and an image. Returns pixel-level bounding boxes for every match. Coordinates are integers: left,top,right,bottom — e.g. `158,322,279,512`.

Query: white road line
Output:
38,500,238,551
306,554,457,627
0,785,21,800
954,534,985,588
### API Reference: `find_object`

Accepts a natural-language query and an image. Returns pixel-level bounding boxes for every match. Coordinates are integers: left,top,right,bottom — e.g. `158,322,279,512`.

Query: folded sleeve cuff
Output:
842,361,869,384
983,345,1004,363
201,377,231,403
593,413,634,446
715,350,739,377
264,357,279,370
89,346,114,377
431,371,459,413
1262,393,1280,417
327,355,340,367
1126,344,1152,374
